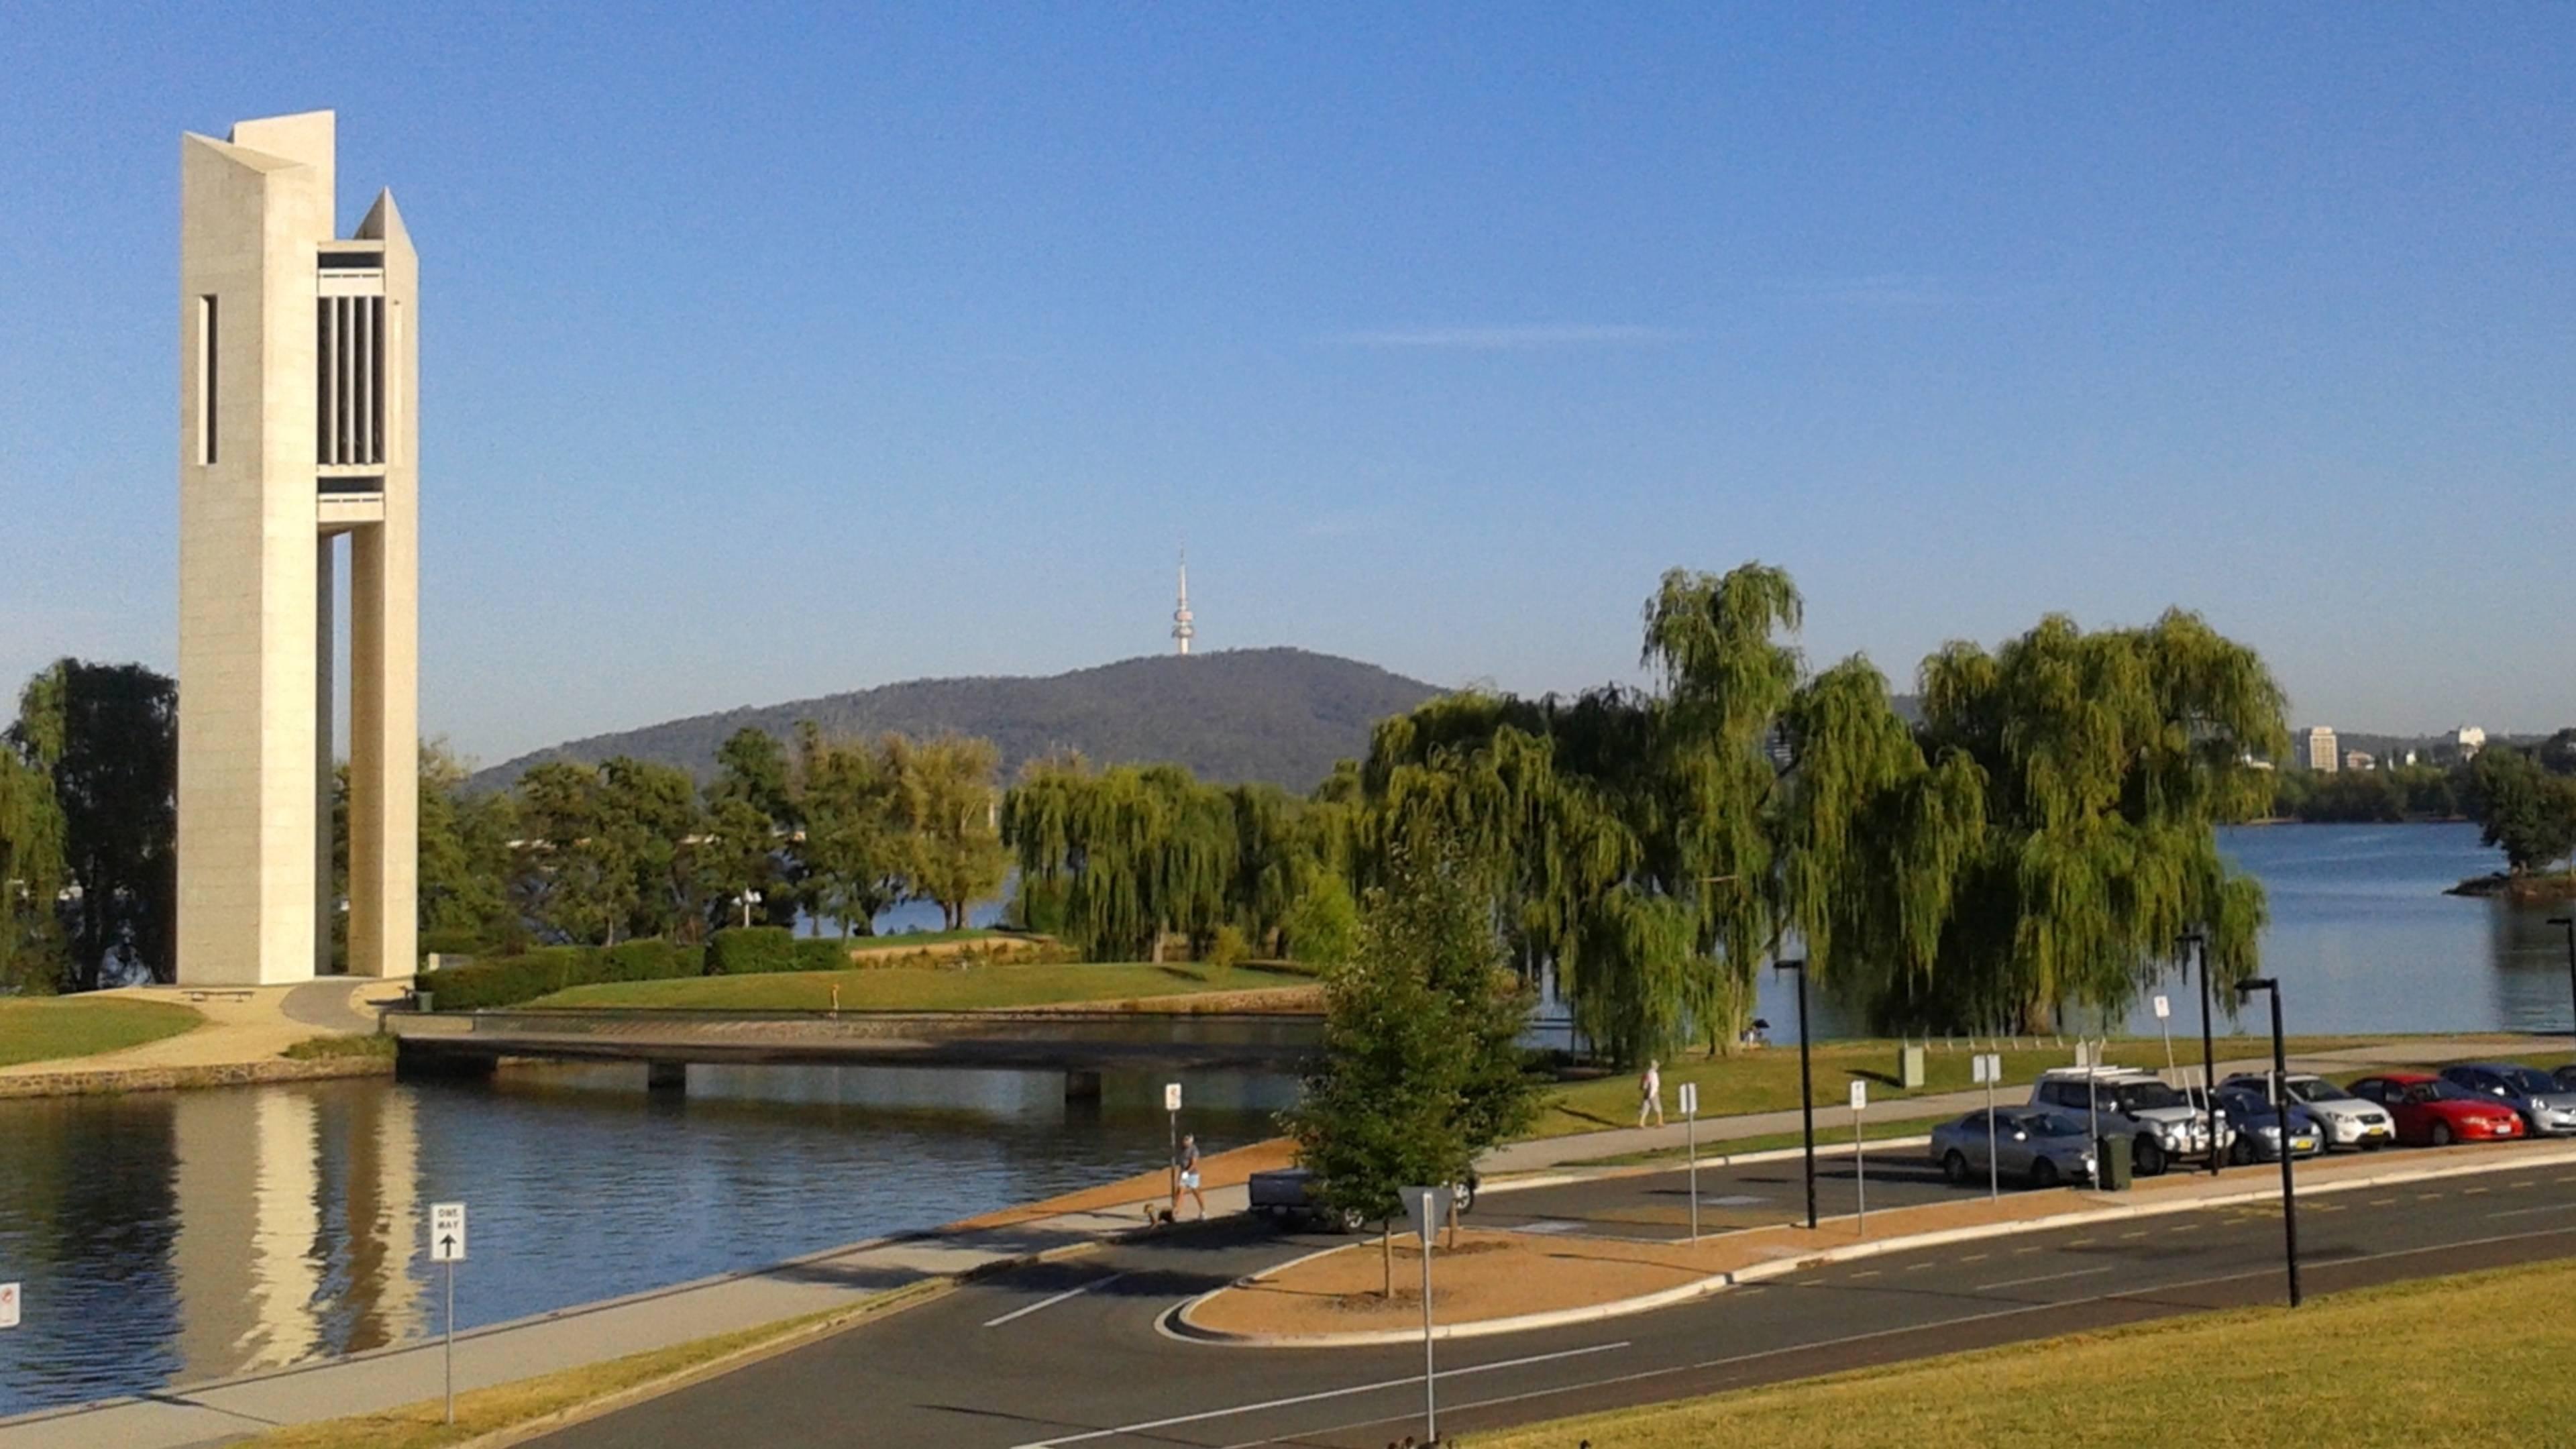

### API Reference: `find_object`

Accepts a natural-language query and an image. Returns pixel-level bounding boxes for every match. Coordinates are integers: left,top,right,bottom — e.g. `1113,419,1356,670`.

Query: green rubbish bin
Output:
2094,1133,2133,1191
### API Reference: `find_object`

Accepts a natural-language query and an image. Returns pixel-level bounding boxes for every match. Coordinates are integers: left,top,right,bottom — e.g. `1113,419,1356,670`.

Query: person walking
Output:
1637,1059,1665,1128
1172,1133,1208,1221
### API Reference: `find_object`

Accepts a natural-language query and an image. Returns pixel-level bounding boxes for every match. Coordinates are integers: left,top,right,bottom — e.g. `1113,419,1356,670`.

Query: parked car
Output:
1929,1108,2098,1189
1246,1167,1477,1232
2027,1067,2219,1175
2347,1073,2528,1146
2221,1071,2397,1151
2557,1065,2576,1093
2436,1063,2576,1137
2209,1085,2324,1163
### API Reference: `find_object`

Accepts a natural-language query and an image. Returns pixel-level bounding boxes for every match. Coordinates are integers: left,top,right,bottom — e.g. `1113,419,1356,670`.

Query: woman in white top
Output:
1638,1059,1665,1127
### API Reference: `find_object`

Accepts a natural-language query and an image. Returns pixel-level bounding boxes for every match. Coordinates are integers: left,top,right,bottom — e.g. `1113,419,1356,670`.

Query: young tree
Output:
1281,842,1538,1293
897,733,1009,931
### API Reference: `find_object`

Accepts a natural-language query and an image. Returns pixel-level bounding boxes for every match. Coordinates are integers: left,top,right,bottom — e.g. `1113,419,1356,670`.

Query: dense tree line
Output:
2,661,175,991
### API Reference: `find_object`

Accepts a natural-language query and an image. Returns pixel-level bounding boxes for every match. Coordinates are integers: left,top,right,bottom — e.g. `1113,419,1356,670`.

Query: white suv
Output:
2029,1067,2222,1177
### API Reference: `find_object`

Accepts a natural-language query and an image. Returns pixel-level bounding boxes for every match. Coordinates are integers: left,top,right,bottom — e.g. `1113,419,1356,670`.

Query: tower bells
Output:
178,111,417,984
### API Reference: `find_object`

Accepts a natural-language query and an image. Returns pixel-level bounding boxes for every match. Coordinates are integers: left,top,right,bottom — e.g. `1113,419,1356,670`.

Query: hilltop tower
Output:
1171,552,1195,656
178,111,418,984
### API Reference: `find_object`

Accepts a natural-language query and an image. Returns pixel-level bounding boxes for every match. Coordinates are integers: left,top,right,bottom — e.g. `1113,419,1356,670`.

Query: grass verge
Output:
1551,1112,1964,1169
1527,1034,2392,1140
239,1279,951,1449
528,960,1321,1012
1462,1257,2576,1448
0,996,203,1068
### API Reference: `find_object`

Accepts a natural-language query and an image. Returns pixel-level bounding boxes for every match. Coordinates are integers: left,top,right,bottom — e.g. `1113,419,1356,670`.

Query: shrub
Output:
791,938,852,973
424,939,706,1010
1205,924,1251,971
419,928,482,959
1285,875,1360,966
707,926,796,976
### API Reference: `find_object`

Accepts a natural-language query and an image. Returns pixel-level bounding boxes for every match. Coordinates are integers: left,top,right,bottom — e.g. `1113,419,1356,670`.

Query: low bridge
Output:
385,1007,1323,1095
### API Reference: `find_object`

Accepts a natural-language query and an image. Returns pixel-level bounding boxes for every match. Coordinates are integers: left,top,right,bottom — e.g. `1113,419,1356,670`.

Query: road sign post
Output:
1849,1080,1868,1232
1974,1053,2002,1199
1164,1082,1183,1209
1401,1185,1452,1442
0,1281,19,1331
1679,1081,1701,1241
430,1202,467,1424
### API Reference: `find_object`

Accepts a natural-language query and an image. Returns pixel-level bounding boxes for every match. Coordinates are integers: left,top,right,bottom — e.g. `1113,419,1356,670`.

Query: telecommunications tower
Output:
1171,552,1195,655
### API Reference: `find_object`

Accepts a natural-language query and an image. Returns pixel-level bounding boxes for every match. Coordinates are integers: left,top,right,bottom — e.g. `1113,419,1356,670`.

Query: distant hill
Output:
465,648,1445,795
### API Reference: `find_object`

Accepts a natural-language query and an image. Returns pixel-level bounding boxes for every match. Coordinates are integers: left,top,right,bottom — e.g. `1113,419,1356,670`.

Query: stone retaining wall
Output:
0,1053,394,1099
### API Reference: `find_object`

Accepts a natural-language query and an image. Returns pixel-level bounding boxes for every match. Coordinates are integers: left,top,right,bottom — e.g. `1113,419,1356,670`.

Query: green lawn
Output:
0,996,203,1067
843,928,1013,951
1527,1034,2386,1140
1468,1258,2576,1448
529,961,1322,1012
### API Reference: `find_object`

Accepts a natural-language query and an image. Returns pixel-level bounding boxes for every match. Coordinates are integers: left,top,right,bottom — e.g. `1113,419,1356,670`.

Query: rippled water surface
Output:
0,1066,1288,1416
2,823,2564,1417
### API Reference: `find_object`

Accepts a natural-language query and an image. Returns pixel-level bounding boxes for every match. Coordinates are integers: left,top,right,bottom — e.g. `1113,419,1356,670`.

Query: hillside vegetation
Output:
467,648,1440,794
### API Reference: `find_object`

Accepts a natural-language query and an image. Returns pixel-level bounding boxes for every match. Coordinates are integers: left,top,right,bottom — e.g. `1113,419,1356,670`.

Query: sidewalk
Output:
1186,1132,2576,1344
0,1143,1274,1449
1474,1032,2560,1176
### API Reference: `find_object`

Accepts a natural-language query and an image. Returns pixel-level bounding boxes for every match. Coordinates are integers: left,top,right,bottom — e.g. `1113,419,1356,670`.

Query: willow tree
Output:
1906,610,2285,1031
1002,761,1242,960
795,729,910,936
0,731,66,990
892,733,1009,932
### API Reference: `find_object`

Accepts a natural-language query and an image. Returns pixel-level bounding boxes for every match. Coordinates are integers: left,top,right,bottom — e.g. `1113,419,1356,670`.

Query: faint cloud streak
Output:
1330,324,1685,350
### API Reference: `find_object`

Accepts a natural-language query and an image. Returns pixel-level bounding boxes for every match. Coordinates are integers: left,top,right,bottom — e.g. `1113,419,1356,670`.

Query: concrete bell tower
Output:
178,111,418,985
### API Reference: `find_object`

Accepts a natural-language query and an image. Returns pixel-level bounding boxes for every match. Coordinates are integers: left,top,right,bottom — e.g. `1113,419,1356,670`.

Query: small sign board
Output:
430,1202,468,1264
0,1282,19,1330
1163,1082,1183,1114
1849,1081,1868,1113
1972,1054,1991,1085
2153,994,2171,1020
1972,1053,2001,1085
1401,1185,1456,1242
1678,1081,1699,1116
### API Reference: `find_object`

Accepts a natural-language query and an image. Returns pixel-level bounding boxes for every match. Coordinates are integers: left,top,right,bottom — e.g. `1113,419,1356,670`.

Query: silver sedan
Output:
1929,1108,2098,1189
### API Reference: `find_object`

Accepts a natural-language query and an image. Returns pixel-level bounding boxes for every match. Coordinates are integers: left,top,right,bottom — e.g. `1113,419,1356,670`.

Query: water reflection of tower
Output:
166,1086,421,1383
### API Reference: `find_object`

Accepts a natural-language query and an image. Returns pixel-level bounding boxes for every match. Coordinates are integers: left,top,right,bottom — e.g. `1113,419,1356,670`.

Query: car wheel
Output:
2430,1121,2454,1147
2029,1157,2061,1189
2134,1136,2166,1177
1943,1150,1970,1185
2229,1134,2255,1167
1454,1177,1477,1214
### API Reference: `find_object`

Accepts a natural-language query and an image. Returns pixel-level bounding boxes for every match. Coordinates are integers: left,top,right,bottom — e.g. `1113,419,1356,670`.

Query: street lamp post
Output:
2181,931,2218,1176
1774,958,1816,1230
2235,977,2300,1307
2548,918,2576,1042
739,888,763,930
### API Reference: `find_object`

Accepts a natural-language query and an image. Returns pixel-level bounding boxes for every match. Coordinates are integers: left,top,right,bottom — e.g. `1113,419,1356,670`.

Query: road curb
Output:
1167,1140,2576,1349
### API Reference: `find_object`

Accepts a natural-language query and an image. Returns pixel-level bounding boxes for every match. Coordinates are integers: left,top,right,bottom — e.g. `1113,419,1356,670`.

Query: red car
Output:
2347,1073,2528,1146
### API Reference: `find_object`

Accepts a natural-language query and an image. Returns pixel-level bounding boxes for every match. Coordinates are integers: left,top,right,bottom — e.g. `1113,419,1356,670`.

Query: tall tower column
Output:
178,111,417,986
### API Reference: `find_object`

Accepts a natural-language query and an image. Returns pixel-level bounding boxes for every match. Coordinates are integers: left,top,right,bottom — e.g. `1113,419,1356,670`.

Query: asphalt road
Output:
531,1152,2576,1448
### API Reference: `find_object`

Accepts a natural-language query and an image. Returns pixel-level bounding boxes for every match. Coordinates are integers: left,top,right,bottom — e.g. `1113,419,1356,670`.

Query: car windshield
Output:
2033,1113,2091,1138
2116,1081,2184,1112
2496,1068,2556,1095
2417,1081,2483,1103
2286,1078,2355,1103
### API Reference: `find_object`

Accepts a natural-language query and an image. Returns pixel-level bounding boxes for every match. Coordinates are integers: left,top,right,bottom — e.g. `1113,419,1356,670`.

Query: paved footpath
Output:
1,1031,2547,1448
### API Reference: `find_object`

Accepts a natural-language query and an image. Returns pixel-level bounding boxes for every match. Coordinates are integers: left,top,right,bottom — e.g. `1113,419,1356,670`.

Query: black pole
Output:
2551,918,2576,1042
2190,932,2218,1176
1780,960,1816,1231
2268,985,2301,1307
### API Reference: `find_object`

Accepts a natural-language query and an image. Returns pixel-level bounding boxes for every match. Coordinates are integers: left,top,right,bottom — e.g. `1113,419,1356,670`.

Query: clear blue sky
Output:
3,6,2569,764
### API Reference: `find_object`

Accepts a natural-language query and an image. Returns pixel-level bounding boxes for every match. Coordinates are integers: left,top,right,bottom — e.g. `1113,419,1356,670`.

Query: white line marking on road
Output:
1012,1341,1629,1447
2488,1201,2576,1220
983,1273,1132,1328
1972,1265,2115,1293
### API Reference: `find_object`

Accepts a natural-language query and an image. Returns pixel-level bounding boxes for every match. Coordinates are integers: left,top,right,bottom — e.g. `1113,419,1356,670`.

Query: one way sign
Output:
430,1202,468,1263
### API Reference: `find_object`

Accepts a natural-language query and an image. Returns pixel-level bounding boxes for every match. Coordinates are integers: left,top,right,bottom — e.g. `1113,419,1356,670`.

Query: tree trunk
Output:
1381,1220,1393,1298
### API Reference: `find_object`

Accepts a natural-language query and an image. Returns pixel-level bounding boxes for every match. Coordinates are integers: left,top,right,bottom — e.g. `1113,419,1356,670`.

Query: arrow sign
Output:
430,1202,468,1263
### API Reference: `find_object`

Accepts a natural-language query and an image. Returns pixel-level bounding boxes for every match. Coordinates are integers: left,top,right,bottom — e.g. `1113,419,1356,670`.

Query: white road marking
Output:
1972,1265,2115,1293
1012,1341,1629,1448
983,1272,1132,1328
2488,1200,2576,1220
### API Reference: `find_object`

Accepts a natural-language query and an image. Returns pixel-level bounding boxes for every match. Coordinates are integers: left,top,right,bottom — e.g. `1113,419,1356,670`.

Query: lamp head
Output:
1773,958,1807,977
2233,976,2279,1000
2549,917,2573,928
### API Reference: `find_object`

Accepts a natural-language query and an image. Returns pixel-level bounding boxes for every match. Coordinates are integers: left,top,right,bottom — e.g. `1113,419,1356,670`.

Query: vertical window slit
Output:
199,295,218,465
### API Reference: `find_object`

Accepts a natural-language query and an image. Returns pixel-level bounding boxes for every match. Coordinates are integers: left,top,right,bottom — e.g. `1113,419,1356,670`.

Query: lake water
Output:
1,822,2565,1417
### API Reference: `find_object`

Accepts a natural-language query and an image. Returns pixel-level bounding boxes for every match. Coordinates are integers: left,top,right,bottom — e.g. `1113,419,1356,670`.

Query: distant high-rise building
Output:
1171,553,1195,656
2301,726,2340,773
